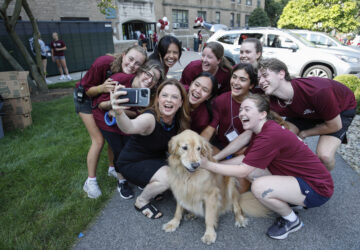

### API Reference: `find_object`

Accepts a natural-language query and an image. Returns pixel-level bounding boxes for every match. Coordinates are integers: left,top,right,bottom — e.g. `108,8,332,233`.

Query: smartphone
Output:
117,88,150,107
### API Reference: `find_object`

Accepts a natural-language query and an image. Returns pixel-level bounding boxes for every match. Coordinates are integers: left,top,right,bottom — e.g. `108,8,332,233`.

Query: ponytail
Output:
268,111,289,129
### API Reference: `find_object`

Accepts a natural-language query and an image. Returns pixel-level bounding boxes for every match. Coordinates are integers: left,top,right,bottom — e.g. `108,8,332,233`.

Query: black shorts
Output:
41,55,47,60
117,158,166,188
100,129,129,165
286,109,356,144
73,89,92,114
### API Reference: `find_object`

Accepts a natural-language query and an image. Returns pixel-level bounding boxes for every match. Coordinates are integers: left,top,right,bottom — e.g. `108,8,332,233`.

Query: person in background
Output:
239,38,262,69
200,94,333,240
75,45,147,199
149,35,182,76
198,30,203,52
180,42,232,94
51,32,72,80
29,35,51,83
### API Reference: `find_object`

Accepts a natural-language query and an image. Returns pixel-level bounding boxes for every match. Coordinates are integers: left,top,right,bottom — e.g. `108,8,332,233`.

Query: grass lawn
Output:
48,80,77,89
0,95,116,250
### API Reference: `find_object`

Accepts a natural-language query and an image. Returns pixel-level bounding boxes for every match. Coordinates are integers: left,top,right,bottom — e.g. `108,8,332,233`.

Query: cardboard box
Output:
0,71,30,99
3,113,32,130
2,96,32,115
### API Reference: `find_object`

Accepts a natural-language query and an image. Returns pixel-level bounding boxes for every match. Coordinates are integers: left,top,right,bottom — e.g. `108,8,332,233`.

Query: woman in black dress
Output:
111,79,190,219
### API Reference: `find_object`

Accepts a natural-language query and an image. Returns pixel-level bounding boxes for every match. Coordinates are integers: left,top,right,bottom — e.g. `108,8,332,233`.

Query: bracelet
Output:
104,112,116,126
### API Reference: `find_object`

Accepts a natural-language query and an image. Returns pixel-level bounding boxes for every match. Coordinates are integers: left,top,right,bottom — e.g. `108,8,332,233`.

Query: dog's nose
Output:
191,162,200,169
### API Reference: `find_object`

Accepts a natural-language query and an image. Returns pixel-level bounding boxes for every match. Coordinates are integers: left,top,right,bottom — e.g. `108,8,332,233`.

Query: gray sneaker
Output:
107,167,118,179
83,179,102,199
267,217,303,240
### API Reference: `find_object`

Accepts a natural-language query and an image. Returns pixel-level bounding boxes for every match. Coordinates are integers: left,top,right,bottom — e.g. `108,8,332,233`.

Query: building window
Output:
245,15,250,26
197,11,206,21
246,0,252,6
231,0,235,2
237,13,241,27
257,0,261,7
230,13,234,27
238,0,241,3
215,12,220,24
172,9,189,28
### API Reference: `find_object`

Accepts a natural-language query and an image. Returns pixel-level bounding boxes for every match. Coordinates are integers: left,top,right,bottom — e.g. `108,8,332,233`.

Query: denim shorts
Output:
295,177,330,208
73,89,92,114
54,55,65,60
286,109,356,144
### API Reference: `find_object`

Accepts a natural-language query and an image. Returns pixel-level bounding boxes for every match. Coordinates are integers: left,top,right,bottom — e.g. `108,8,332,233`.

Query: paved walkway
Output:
73,137,360,250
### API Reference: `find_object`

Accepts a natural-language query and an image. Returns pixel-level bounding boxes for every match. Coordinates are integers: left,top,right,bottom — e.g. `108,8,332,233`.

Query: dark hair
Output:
242,38,263,61
198,30,202,34
232,63,258,87
191,71,218,121
108,45,147,73
150,79,190,132
203,42,233,74
244,94,288,129
149,35,182,66
258,58,291,81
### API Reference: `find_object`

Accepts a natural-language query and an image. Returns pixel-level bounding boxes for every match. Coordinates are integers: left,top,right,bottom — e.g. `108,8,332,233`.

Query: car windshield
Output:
288,31,316,47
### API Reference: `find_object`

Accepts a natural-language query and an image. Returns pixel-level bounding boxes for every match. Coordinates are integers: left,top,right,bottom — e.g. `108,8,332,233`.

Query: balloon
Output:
164,21,168,26
157,23,161,28
165,25,169,30
163,16,168,22
197,21,200,25
161,24,165,30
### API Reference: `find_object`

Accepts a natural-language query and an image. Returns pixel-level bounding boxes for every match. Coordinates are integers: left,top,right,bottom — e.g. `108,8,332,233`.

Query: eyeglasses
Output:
143,71,159,83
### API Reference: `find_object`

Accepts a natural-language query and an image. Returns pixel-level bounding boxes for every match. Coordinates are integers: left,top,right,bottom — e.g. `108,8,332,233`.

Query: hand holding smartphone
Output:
110,85,150,108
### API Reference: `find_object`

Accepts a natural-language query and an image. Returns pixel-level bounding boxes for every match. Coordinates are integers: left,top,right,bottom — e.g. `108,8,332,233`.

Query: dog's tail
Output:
239,191,271,217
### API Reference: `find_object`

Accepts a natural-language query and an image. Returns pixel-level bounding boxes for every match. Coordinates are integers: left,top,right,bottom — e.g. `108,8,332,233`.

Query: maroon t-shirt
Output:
180,60,231,94
76,55,114,91
270,77,357,121
243,120,334,198
50,40,66,56
190,102,211,134
210,91,244,148
92,73,136,134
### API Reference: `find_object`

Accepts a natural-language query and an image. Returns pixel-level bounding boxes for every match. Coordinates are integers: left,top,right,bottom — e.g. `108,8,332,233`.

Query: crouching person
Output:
200,94,333,239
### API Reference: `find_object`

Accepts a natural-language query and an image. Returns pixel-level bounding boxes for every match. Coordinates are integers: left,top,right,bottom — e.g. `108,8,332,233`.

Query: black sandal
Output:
135,203,163,219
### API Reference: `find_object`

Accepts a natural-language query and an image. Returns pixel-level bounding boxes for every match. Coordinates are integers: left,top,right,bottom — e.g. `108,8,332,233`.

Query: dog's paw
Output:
201,232,217,245
162,220,180,232
235,215,248,228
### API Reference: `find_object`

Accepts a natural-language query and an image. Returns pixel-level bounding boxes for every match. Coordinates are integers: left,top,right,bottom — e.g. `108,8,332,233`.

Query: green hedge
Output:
334,74,360,114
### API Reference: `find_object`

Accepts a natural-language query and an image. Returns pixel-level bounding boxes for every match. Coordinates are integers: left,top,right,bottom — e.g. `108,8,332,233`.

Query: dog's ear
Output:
168,135,179,155
200,136,213,158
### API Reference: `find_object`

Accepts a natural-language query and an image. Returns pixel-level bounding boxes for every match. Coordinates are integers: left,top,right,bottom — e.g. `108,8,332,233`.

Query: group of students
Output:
74,35,356,240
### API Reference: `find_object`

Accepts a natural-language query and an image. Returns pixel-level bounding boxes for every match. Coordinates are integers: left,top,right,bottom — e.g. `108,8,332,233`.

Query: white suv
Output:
207,27,360,79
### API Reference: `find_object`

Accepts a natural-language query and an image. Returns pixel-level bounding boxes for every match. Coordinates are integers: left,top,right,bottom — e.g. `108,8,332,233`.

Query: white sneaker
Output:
108,167,118,179
45,78,52,84
83,179,102,198
66,75,73,80
59,75,66,80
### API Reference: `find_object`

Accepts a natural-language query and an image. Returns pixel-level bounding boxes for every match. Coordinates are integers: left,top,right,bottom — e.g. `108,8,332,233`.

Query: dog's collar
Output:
160,118,175,131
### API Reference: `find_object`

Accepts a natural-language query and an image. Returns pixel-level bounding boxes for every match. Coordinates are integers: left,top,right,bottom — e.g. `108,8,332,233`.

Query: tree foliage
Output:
248,8,270,27
278,0,359,33
265,0,289,27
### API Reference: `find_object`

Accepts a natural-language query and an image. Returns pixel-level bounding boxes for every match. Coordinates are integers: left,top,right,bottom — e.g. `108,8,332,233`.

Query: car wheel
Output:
303,65,332,79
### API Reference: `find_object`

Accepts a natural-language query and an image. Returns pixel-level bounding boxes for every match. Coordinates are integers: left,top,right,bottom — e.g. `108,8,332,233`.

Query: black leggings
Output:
100,129,129,173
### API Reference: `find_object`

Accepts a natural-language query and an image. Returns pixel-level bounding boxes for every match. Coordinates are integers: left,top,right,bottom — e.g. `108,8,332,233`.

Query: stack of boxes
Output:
0,71,32,132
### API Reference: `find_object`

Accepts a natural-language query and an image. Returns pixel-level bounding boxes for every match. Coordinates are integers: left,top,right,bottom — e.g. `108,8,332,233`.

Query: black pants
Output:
100,129,129,173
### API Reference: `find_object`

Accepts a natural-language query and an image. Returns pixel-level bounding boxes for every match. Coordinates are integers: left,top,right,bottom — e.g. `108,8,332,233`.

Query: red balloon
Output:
164,21,168,25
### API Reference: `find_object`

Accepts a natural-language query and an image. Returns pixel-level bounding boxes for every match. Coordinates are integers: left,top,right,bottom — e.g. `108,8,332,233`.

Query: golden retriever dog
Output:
162,129,269,245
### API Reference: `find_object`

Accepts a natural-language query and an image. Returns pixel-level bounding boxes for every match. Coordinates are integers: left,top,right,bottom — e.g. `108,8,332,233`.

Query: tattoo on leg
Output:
262,188,274,198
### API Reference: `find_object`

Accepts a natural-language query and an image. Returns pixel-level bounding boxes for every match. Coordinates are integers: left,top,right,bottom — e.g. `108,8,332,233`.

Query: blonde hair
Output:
108,45,147,73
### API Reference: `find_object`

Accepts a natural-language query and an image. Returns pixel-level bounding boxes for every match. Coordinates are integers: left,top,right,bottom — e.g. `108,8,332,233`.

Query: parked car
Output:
207,27,360,79
290,29,360,52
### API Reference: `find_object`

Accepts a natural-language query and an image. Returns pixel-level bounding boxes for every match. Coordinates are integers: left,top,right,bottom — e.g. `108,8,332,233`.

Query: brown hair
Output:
204,42,233,74
242,38,263,62
136,59,165,85
149,79,190,132
258,58,291,81
108,45,147,73
244,93,289,129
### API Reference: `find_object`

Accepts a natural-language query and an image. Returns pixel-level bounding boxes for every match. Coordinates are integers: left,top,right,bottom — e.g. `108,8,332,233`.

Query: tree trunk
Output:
0,42,39,94
0,0,48,93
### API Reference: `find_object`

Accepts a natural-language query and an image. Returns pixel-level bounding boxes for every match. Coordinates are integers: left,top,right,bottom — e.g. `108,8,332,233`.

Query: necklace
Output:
277,97,292,108
160,118,175,131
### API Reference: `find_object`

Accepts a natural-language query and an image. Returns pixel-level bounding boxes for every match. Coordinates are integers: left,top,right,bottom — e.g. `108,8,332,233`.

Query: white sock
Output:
87,176,97,182
108,166,115,171
283,210,297,222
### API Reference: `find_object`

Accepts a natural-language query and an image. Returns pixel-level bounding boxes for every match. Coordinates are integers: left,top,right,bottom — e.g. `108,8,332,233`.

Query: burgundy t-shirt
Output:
209,91,244,148
180,60,231,94
190,102,211,134
92,73,135,134
270,77,357,121
50,40,66,56
243,120,334,198
76,55,114,91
